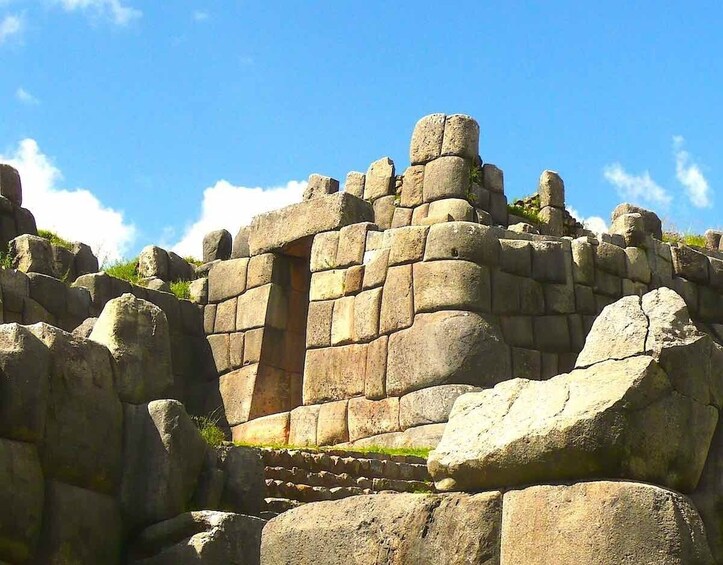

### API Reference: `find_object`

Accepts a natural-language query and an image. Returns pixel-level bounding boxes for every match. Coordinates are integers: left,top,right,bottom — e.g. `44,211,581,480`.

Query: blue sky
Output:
1,1,720,260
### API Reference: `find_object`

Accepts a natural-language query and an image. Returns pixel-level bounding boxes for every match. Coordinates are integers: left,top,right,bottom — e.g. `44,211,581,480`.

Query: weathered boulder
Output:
409,113,445,165
261,492,502,565
10,234,54,276
0,323,51,442
430,359,716,492
203,229,232,263
72,241,99,276
386,311,510,396
611,202,663,240
0,163,22,205
138,245,170,280
303,174,339,201
610,212,647,247
35,480,122,565
28,323,123,493
501,481,714,565
72,316,98,338
0,438,44,564
89,293,172,404
120,400,208,531
168,251,195,281
429,290,719,493
538,170,564,208
217,445,265,516
129,511,265,565
231,225,251,259
399,384,480,429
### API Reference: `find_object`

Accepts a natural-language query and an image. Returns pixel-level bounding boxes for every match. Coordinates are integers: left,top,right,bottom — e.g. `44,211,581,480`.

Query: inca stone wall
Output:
201,113,723,450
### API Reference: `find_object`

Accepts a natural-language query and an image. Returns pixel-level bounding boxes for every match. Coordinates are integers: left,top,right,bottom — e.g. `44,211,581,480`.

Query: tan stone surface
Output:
330,296,354,346
309,269,346,301
303,344,367,404
400,165,425,207
213,298,236,333
336,223,374,267
424,221,502,266
428,198,475,222
207,333,230,374
372,195,396,230
361,248,389,289
399,384,480,429
236,283,287,331
413,259,490,313
310,231,340,272
353,288,382,342
343,265,364,295
441,114,479,160
231,411,290,445
288,405,321,447
388,225,428,266
364,335,388,400
501,482,714,565
207,258,248,303
364,157,395,202
306,300,333,348
423,156,470,202
347,397,399,442
409,113,446,165
317,400,349,445
344,171,365,198
379,264,414,334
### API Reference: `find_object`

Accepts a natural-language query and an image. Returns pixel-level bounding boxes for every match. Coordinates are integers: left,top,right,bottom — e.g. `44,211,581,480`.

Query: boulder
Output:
440,114,479,160
538,170,564,208
217,446,265,516
610,212,647,247
0,164,22,205
72,241,99,276
129,511,265,565
409,113,446,165
430,355,716,493
387,311,510,396
203,229,232,263
35,480,122,565
501,481,714,565
89,293,173,404
120,400,208,531
364,157,395,201
231,225,251,259
138,245,170,280
28,323,123,494
261,492,501,565
0,438,44,564
611,203,663,240
399,384,480,429
0,323,51,442
303,174,340,201
72,316,98,338
168,251,195,281
10,234,54,276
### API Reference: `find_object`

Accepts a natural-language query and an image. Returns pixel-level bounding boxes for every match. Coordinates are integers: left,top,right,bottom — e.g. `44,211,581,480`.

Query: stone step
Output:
264,497,303,513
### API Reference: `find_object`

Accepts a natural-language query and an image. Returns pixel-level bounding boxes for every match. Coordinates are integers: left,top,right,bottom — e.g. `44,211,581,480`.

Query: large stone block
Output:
89,294,172,404
379,264,414,334
231,411,290,445
409,113,445,165
121,400,208,530
388,225,428,266
423,156,471,202
372,194,396,229
441,114,479,160
310,269,346,301
401,165,424,207
364,157,395,202
27,272,66,318
28,324,122,494
364,335,387,400
0,163,22,205
353,287,382,342
672,244,710,283
261,492,501,565
387,311,510,396
399,384,480,430
0,438,44,564
344,171,365,198
207,257,248,303
129,511,264,565
424,221,502,266
330,296,354,346
348,397,400,442
303,173,339,200
203,229,232,263
611,202,663,240
501,481,713,565
36,480,122,565
11,234,54,276
336,222,374,267
413,259,490,313
289,405,321,446
429,356,717,493
218,364,294,425
236,283,287,331
317,400,349,445
249,192,373,256
303,344,367,404
0,323,50,442
231,225,251,259
138,245,169,280
538,170,565,208
310,231,340,272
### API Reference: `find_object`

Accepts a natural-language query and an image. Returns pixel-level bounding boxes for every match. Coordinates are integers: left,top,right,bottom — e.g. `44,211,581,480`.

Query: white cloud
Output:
171,179,306,259
15,87,39,105
567,206,608,236
0,138,136,263
673,135,711,208
0,14,22,43
192,10,209,22
56,0,141,25
602,162,672,208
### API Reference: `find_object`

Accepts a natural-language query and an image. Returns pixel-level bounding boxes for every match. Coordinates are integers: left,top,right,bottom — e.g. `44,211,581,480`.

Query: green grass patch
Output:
192,413,226,447
469,164,484,186
170,280,191,300
38,229,73,250
103,257,141,285
662,232,706,249
507,203,541,225
184,256,203,267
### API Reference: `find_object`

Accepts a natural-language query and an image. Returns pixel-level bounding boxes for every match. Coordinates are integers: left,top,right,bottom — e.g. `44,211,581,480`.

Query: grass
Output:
38,229,73,250
507,203,541,225
184,256,203,267
191,413,226,447
469,164,484,186
662,231,706,249
170,280,191,300
233,441,431,459
103,257,141,285
0,247,12,269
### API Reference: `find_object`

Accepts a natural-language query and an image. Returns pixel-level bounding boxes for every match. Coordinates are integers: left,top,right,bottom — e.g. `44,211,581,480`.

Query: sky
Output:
0,1,721,262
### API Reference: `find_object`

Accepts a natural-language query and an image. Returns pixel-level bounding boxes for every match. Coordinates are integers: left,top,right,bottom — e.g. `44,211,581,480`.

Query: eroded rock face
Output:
261,492,502,565
429,288,720,493
89,293,172,404
129,511,264,565
501,481,714,565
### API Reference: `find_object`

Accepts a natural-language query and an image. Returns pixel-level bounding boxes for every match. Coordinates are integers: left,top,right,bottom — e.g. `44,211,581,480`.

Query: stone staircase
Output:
258,447,434,519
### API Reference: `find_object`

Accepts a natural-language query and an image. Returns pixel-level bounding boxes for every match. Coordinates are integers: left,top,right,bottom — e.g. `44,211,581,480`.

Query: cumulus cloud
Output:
15,87,39,105
55,0,141,25
673,135,711,208
0,14,22,43
0,138,136,263
171,179,306,259
567,206,608,235
602,163,672,208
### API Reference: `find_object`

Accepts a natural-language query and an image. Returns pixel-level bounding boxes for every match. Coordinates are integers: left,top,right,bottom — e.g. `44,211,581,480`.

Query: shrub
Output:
38,229,73,250
170,280,191,300
192,413,226,447
507,203,541,225
184,256,203,267
103,258,140,285
662,231,706,249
